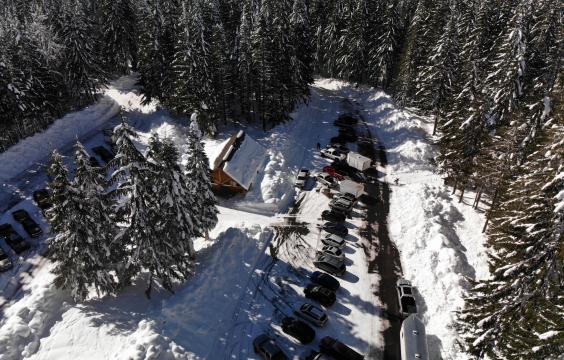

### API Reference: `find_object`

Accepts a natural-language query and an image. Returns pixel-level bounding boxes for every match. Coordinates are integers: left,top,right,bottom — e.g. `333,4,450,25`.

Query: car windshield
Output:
401,297,417,313
403,287,413,295
308,306,324,319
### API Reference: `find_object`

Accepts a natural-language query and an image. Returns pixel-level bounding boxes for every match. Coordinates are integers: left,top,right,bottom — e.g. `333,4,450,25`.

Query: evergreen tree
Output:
147,134,196,272
185,118,219,239
100,0,138,74
47,147,117,301
57,3,107,106
372,0,400,88
289,0,313,102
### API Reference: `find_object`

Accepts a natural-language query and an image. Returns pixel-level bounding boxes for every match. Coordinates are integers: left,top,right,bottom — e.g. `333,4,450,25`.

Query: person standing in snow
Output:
316,142,321,150
394,177,399,185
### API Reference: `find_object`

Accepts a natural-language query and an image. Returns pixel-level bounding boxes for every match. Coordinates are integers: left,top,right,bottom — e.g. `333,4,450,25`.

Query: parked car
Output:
320,336,364,360
320,147,346,161
253,334,288,360
329,197,354,216
336,192,357,204
305,351,334,360
89,156,102,168
0,248,12,272
304,284,336,307
295,169,310,189
317,172,338,188
322,166,345,181
318,245,345,262
32,189,52,210
11,210,42,238
321,209,346,223
331,162,365,182
92,146,115,163
321,222,348,237
294,303,328,327
328,143,350,154
0,224,30,254
310,271,340,292
314,255,346,277
321,234,346,249
281,317,315,344
397,279,418,318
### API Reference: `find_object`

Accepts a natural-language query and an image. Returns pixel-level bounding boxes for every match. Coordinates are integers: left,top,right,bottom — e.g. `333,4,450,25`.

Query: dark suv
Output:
304,284,336,307
92,146,115,163
281,317,315,344
253,334,288,360
320,336,364,360
12,210,43,237
0,224,30,254
33,189,52,210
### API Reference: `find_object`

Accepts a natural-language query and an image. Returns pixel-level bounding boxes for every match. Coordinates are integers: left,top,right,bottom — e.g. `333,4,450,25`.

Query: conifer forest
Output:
0,0,562,359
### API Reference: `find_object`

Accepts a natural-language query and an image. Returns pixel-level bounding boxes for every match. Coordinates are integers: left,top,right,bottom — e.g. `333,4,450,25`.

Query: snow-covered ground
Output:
0,76,489,360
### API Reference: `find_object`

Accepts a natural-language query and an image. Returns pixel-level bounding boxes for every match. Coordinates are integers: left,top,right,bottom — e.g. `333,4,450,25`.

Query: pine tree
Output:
372,0,400,88
147,134,196,274
100,0,138,74
185,118,218,239
47,147,117,301
57,3,107,106
458,117,563,359
289,0,313,103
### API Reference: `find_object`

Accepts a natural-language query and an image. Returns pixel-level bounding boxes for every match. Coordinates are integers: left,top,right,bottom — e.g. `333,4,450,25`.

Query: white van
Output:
400,314,429,360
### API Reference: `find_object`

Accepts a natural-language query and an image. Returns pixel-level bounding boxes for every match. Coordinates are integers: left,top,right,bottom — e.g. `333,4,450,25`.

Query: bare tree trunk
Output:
482,188,499,233
452,180,458,195
473,189,483,209
145,274,153,299
458,187,465,203
432,113,439,135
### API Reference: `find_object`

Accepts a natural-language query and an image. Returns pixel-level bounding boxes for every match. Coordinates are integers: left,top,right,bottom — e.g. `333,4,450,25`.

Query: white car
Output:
317,245,345,262
295,169,310,189
0,249,13,272
294,303,328,327
396,279,418,318
317,172,337,188
320,147,346,161
321,234,346,249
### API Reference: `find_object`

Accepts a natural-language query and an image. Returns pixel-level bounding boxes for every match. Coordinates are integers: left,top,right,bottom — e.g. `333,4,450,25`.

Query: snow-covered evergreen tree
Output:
47,146,117,301
100,0,138,74
289,0,313,103
146,133,196,276
57,3,107,106
185,117,219,239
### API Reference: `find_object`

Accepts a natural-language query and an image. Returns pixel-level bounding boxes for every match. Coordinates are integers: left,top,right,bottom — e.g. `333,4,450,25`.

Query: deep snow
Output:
0,76,489,360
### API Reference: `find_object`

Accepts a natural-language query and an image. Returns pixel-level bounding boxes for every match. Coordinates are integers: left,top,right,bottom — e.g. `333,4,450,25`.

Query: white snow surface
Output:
0,77,489,360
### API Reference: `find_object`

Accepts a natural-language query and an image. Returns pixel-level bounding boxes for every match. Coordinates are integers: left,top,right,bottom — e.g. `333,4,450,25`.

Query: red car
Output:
322,166,345,181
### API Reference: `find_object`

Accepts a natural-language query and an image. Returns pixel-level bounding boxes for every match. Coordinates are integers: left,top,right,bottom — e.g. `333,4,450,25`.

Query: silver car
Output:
294,303,328,327
295,169,310,189
320,147,346,161
317,172,337,188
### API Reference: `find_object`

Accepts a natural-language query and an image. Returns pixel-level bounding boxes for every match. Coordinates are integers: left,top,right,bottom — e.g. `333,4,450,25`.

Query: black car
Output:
89,156,102,168
281,317,315,344
33,189,52,210
304,284,336,307
253,334,288,360
0,248,12,272
0,224,30,254
320,336,364,360
321,209,346,223
321,222,348,237
92,146,115,163
12,210,43,238
310,271,340,292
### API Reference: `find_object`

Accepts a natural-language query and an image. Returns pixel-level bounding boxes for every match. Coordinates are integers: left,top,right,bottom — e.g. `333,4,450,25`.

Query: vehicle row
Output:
0,209,43,271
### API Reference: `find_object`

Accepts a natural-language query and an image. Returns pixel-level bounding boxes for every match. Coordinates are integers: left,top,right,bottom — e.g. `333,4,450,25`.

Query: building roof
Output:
214,130,267,191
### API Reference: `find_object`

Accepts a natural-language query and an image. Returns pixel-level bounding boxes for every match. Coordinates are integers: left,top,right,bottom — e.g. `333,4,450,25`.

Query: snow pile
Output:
0,264,71,359
355,87,489,359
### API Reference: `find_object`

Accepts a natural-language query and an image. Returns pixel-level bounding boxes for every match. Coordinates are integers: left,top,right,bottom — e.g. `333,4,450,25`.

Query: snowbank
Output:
356,88,489,359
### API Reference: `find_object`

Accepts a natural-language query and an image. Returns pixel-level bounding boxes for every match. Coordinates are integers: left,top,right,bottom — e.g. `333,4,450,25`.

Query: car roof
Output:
317,255,342,266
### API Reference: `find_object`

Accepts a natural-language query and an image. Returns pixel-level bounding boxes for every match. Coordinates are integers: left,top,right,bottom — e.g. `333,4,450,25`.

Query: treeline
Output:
0,0,314,150
47,114,218,300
